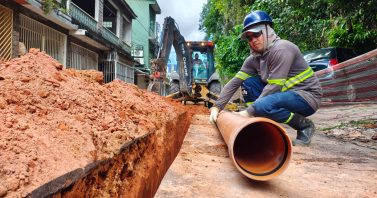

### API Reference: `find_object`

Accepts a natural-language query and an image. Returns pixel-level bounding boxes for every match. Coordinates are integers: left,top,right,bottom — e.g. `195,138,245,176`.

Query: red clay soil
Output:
0,49,202,197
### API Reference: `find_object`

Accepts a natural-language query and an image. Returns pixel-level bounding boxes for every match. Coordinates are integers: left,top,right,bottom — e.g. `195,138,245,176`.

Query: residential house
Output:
125,0,160,89
0,0,140,84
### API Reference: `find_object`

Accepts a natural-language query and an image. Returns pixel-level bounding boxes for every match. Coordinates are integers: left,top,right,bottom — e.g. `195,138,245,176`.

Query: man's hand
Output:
209,107,219,123
234,110,252,117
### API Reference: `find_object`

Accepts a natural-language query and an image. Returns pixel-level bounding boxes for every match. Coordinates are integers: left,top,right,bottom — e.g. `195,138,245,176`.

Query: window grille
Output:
68,43,98,70
19,14,66,64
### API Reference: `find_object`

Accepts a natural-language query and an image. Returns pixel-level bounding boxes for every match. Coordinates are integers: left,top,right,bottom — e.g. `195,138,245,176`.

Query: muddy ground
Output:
156,103,377,198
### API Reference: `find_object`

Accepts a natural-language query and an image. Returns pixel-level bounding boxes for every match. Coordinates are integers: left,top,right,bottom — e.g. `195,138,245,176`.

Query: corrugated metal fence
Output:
316,49,377,103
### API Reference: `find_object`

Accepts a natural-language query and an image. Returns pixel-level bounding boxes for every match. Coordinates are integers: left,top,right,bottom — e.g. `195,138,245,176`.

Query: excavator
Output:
147,17,221,107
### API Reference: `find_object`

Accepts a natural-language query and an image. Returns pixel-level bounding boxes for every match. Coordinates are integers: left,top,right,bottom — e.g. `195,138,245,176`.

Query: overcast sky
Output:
156,0,207,41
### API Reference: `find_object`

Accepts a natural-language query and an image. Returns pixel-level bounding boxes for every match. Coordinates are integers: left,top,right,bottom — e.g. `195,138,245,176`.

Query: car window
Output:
310,64,328,72
341,48,358,61
303,48,333,62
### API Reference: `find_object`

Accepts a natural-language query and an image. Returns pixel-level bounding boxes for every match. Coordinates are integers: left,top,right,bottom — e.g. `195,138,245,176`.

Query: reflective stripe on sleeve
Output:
235,71,251,80
282,67,314,92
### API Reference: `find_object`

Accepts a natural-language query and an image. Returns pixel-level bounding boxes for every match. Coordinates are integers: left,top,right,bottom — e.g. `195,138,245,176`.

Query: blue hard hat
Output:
242,10,273,32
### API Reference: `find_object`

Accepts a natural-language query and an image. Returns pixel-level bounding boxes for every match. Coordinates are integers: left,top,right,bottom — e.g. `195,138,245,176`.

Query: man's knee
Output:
253,100,274,117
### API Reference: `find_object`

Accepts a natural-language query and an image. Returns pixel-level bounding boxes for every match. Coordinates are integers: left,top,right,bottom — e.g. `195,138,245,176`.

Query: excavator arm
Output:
148,17,192,96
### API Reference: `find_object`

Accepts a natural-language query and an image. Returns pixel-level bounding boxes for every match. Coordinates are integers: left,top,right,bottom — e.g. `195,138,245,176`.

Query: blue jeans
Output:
241,76,315,123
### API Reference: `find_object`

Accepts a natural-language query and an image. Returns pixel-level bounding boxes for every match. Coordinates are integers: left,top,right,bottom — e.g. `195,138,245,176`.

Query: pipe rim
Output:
233,123,289,176
228,118,292,180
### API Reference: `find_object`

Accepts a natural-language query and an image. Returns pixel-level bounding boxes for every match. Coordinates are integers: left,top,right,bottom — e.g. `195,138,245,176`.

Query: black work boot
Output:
287,114,315,146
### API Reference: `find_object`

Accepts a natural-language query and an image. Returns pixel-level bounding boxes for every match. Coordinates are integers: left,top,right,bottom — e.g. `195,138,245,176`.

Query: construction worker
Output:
209,10,322,146
193,53,203,78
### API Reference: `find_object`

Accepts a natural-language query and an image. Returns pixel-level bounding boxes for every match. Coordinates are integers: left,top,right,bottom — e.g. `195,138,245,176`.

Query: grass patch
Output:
321,119,377,131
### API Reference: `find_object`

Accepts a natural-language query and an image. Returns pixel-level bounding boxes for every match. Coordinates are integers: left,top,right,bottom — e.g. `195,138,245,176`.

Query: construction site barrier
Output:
316,49,377,103
216,111,292,181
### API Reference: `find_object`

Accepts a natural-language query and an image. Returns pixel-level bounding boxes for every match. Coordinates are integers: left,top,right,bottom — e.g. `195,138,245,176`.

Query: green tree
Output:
327,0,377,53
200,0,251,82
200,0,377,81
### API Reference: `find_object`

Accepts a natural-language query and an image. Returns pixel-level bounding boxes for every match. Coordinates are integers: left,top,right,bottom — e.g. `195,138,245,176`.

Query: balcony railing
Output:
100,27,118,45
69,2,132,55
120,41,131,54
69,3,97,32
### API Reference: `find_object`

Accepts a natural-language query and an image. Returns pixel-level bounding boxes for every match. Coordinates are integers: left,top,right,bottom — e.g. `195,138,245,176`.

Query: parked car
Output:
302,47,359,80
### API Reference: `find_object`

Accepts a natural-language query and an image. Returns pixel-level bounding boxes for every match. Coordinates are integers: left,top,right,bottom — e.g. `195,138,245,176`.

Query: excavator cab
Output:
185,41,221,107
189,41,214,82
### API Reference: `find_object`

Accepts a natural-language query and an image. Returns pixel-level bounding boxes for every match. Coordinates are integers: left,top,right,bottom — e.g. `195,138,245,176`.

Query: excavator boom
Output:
148,17,192,96
148,17,221,108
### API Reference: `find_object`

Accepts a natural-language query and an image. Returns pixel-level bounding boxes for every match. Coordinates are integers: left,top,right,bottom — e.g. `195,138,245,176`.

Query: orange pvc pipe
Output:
216,111,292,181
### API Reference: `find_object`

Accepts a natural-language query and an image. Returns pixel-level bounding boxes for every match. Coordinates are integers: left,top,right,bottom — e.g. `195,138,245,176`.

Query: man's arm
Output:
214,77,243,110
214,56,257,110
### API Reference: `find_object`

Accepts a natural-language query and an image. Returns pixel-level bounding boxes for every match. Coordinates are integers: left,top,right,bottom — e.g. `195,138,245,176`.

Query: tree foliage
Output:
200,0,377,82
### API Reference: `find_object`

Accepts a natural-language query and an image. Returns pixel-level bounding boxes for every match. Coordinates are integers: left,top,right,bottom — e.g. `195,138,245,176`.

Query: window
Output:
71,0,95,18
103,0,117,34
122,18,131,44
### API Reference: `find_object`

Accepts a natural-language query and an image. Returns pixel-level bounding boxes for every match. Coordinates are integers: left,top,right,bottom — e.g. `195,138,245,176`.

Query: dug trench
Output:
0,49,207,197
29,113,190,198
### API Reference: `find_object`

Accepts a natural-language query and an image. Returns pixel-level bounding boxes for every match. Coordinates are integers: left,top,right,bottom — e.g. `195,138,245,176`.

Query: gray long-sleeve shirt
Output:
215,39,322,115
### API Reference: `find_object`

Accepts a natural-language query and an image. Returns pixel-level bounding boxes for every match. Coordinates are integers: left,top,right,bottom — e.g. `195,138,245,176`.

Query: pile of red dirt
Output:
0,49,203,197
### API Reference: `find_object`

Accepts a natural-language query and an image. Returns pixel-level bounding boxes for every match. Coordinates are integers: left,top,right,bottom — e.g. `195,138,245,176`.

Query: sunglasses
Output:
246,31,263,40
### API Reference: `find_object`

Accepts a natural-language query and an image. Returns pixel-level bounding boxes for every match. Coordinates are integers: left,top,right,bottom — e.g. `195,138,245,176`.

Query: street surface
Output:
155,104,377,198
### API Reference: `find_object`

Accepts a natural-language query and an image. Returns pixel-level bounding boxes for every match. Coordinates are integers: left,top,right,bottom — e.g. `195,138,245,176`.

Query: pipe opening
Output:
233,122,288,176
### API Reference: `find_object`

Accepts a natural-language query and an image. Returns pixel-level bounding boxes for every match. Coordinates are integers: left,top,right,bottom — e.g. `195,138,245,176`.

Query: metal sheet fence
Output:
316,49,377,103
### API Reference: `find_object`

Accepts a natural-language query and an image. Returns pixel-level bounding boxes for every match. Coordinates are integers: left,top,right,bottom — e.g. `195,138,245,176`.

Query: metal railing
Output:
101,60,115,83
120,41,131,54
68,2,134,56
69,3,98,32
100,27,118,45
116,61,135,83
68,2,134,55
19,14,66,64
68,43,98,70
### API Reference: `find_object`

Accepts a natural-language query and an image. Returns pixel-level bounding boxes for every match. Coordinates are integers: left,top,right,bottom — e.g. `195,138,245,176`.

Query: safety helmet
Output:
242,10,273,32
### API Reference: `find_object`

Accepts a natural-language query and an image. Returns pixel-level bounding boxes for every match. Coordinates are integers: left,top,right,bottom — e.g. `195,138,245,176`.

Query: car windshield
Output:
303,48,332,62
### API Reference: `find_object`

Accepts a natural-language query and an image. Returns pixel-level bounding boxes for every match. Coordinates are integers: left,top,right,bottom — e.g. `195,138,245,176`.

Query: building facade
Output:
125,0,160,88
0,0,141,84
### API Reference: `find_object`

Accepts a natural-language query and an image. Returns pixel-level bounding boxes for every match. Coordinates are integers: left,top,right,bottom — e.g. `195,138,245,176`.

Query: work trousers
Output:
241,76,315,123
